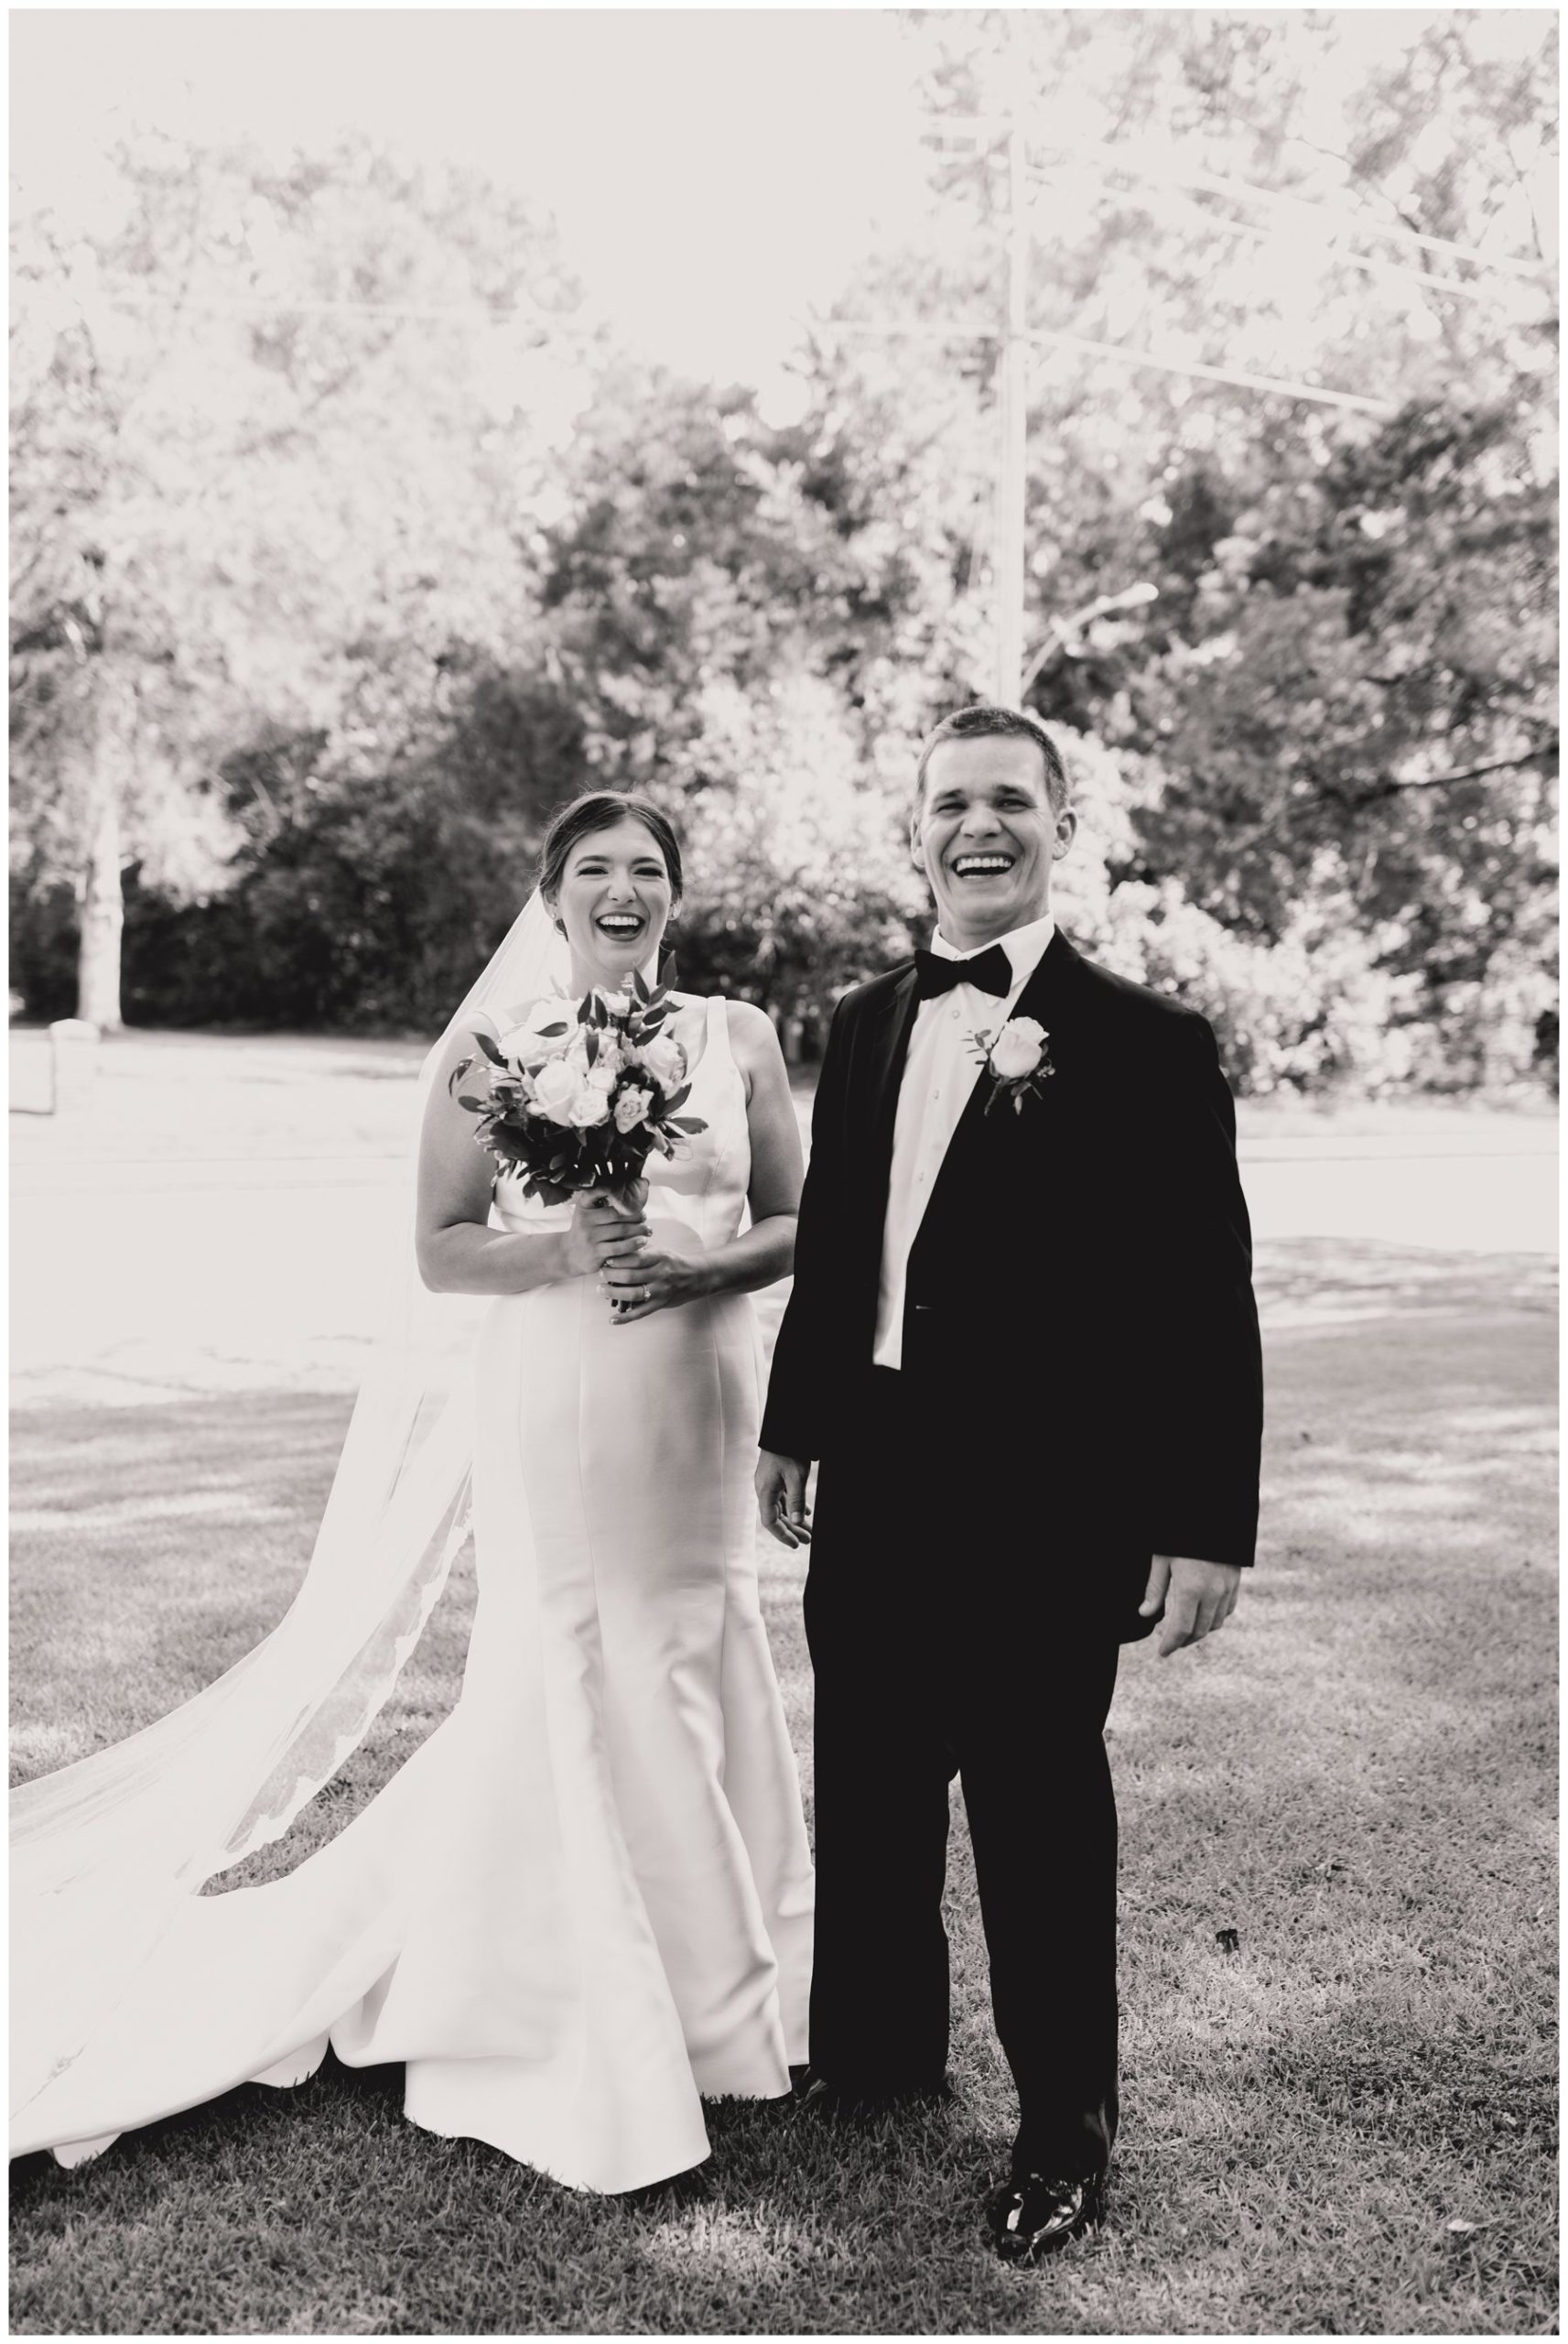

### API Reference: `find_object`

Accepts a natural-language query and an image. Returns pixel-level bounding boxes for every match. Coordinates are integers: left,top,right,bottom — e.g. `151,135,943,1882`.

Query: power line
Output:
1034,326,1394,417
1021,163,1517,307
80,281,1400,413
81,289,538,324
922,112,1553,284
1044,126,1552,284
816,316,1394,418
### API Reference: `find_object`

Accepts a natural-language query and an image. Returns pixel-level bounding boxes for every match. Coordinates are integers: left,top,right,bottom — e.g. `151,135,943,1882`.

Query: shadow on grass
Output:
9,1248,1558,2334
1254,1233,1556,1324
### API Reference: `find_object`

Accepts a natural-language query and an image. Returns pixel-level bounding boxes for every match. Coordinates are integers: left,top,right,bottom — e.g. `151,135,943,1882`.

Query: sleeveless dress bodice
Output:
492,992,754,1257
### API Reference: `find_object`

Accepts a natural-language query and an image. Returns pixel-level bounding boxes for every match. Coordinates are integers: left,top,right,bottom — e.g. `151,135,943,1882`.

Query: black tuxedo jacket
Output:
761,931,1264,1627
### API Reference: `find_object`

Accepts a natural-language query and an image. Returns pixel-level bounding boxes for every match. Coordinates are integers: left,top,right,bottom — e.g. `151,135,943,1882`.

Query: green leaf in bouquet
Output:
447,1056,476,1095
667,1115,706,1134
455,1094,488,1113
663,1083,690,1113
633,969,651,1004
536,1021,568,1039
585,1027,599,1069
472,1029,505,1066
577,995,593,1025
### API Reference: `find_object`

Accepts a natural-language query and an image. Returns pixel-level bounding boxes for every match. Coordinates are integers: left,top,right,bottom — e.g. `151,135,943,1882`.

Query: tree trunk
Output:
77,750,124,1034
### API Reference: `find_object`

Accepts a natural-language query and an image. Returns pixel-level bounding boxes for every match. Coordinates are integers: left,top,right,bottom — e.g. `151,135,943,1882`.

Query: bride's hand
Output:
562,1191,650,1282
600,1244,713,1322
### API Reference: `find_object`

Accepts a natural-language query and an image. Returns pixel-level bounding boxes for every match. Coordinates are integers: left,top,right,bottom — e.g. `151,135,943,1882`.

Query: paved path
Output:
10,1027,1556,1407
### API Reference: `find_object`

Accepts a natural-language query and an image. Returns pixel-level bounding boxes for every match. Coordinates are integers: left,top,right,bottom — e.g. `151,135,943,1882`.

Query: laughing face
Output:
548,814,676,993
913,734,1076,951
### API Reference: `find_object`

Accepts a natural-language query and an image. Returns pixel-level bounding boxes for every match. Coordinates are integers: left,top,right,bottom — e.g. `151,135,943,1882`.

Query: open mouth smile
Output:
596,914,645,938
951,853,1017,878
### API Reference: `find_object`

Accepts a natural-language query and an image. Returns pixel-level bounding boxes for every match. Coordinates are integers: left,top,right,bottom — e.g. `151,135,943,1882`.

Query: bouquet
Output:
449,971,707,1210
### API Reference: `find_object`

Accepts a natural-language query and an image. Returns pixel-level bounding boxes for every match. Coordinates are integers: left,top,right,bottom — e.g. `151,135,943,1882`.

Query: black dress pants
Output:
804,1368,1120,2179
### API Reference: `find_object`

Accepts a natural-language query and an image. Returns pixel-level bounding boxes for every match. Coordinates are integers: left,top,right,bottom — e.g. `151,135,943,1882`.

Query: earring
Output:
554,917,567,935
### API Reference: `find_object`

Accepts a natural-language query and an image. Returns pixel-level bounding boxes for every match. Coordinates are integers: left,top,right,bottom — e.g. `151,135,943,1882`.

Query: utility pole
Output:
993,113,1030,706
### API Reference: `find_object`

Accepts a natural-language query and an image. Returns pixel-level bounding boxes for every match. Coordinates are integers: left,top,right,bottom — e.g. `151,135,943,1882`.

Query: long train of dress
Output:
11,996,814,2193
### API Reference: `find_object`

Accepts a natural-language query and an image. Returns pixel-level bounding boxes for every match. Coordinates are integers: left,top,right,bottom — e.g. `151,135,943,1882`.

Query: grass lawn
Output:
9,1235,1556,2335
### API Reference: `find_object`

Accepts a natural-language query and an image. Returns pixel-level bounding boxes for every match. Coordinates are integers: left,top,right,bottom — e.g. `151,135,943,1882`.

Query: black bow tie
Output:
914,942,1014,1001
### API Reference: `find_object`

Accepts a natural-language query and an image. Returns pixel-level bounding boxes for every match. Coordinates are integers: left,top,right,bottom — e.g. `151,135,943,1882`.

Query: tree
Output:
515,369,972,1012
832,10,1555,694
661,675,925,1029
10,132,579,1027
1112,393,1557,1078
795,11,1558,1081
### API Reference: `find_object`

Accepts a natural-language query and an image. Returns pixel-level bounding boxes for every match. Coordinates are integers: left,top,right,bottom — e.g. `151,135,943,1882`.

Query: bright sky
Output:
9,7,1555,416
10,9,934,409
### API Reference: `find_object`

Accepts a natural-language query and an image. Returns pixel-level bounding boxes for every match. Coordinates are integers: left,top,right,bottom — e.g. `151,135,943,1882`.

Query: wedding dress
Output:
11,992,814,2193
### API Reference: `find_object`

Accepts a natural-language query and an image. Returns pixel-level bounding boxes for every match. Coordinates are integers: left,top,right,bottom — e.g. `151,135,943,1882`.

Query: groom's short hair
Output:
914,705,1070,818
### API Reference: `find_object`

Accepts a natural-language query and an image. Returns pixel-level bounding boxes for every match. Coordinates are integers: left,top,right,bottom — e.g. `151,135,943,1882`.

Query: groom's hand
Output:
755,1450,813,1549
1140,1554,1241,1657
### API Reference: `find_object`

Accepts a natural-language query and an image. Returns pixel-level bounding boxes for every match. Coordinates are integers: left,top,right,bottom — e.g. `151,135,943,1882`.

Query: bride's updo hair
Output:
537,790,684,907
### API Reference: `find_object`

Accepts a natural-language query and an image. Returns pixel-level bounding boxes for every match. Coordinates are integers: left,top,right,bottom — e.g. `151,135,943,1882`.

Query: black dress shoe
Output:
987,2167,1105,2263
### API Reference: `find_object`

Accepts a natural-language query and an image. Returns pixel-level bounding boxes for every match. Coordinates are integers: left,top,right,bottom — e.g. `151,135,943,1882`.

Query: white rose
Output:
638,1033,687,1090
584,1060,616,1095
492,1024,534,1068
499,998,574,1063
989,1018,1046,1080
531,1059,583,1124
569,1086,611,1127
614,1084,654,1134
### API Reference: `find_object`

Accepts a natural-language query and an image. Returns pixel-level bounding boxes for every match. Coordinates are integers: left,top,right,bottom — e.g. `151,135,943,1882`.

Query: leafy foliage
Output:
1080,395,1558,1084
9,24,1557,1089
10,132,580,1025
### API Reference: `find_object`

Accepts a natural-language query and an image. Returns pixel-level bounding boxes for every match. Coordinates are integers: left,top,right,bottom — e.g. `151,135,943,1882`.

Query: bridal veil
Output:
11,892,568,2128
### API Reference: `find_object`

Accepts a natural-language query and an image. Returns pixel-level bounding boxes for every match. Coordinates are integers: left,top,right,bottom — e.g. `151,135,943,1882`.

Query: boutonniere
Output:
968,1014,1055,1114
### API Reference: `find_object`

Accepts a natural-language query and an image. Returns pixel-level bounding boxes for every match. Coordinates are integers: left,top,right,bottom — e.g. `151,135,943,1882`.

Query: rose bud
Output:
989,1020,1046,1080
614,1084,654,1134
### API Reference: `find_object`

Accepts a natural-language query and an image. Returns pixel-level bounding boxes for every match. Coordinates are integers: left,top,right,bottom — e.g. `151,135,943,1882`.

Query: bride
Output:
11,790,815,2195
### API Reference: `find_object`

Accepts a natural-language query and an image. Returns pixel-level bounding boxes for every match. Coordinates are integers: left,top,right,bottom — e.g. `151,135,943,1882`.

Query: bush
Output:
8,874,80,1025
1096,881,1422,1095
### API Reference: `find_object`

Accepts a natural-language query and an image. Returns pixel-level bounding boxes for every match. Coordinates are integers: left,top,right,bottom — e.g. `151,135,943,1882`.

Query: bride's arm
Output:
415,1031,650,1296
600,1003,802,1318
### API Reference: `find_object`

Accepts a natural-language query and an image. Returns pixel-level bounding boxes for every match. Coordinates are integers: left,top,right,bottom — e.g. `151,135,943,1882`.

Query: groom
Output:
756,704,1263,2261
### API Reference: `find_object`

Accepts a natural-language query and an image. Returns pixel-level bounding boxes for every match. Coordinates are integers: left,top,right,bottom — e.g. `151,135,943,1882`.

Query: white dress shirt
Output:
872,912,1056,1370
